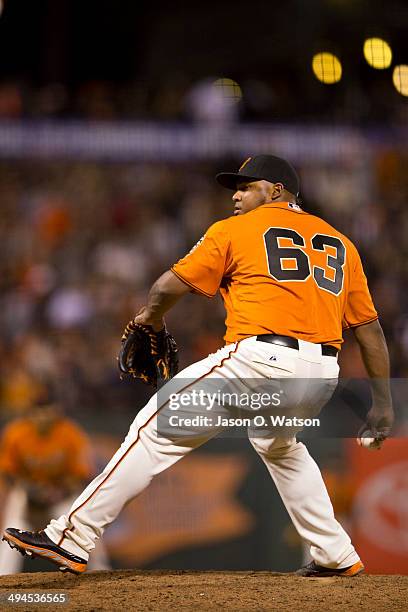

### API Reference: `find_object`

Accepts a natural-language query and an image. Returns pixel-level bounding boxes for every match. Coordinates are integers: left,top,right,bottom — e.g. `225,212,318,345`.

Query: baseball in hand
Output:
357,430,381,450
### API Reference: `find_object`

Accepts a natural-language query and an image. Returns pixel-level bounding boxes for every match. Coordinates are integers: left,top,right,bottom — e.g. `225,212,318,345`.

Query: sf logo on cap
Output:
239,157,252,171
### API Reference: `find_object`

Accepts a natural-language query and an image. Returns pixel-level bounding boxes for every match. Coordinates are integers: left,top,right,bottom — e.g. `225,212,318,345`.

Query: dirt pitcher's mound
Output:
0,570,407,611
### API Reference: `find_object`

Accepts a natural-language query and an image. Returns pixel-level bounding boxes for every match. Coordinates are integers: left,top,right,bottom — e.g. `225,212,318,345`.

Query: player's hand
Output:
132,307,164,332
364,402,394,442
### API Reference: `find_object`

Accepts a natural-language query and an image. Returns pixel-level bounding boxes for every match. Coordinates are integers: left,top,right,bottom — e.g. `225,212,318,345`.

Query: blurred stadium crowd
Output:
0,148,407,423
0,78,407,125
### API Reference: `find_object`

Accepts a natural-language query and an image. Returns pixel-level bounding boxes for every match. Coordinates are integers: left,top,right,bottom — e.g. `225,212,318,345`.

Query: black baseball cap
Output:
216,155,300,196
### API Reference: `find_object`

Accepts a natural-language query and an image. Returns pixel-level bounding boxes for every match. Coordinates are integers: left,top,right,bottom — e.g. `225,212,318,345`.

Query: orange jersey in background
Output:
0,417,93,486
172,202,378,348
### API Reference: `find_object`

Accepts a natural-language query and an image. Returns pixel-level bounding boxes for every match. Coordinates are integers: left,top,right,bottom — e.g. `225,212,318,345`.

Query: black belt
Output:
256,334,338,357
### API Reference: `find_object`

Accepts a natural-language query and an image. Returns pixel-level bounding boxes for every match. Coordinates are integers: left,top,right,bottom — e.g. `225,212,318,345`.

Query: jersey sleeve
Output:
342,246,378,330
171,221,231,297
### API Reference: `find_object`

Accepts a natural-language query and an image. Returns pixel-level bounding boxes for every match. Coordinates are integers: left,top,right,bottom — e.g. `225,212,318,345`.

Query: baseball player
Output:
0,387,110,573
3,155,394,577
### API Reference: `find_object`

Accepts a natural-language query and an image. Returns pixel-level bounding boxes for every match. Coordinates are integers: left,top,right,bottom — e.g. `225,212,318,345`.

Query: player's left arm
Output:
133,270,191,330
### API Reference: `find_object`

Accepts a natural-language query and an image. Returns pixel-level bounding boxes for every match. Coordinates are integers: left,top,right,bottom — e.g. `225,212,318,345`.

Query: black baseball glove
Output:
118,320,179,388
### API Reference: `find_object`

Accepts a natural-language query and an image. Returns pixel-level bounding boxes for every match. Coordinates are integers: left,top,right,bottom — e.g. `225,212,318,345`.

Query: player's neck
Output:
271,196,297,205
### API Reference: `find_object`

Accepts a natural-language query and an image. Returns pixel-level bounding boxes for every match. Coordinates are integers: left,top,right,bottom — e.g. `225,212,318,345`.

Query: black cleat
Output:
296,560,365,577
2,528,87,574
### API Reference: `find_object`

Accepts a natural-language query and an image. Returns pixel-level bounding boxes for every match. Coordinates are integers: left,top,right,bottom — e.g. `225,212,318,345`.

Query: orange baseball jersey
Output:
171,202,378,348
0,417,93,486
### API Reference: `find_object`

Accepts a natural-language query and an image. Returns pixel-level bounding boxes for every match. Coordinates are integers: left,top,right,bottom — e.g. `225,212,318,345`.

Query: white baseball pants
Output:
46,337,360,569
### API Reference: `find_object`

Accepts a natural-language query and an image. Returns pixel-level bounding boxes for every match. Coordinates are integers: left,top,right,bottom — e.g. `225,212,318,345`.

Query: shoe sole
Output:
340,561,365,577
298,560,365,577
2,533,86,575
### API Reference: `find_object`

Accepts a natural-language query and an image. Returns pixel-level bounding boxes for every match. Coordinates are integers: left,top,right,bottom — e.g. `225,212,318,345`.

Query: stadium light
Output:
363,38,392,69
213,78,243,102
393,65,408,96
312,53,342,84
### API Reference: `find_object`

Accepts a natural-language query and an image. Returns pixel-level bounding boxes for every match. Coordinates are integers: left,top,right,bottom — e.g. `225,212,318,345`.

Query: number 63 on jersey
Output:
264,227,346,296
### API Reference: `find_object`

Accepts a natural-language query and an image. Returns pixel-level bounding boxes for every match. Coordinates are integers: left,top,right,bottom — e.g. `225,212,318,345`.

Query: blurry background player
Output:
0,385,110,574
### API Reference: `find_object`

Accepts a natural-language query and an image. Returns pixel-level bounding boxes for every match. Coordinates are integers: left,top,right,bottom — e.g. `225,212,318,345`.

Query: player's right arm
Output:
342,241,394,440
352,320,394,439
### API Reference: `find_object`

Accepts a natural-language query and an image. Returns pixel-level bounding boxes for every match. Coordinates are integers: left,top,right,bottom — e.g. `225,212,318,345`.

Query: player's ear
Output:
271,182,284,199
